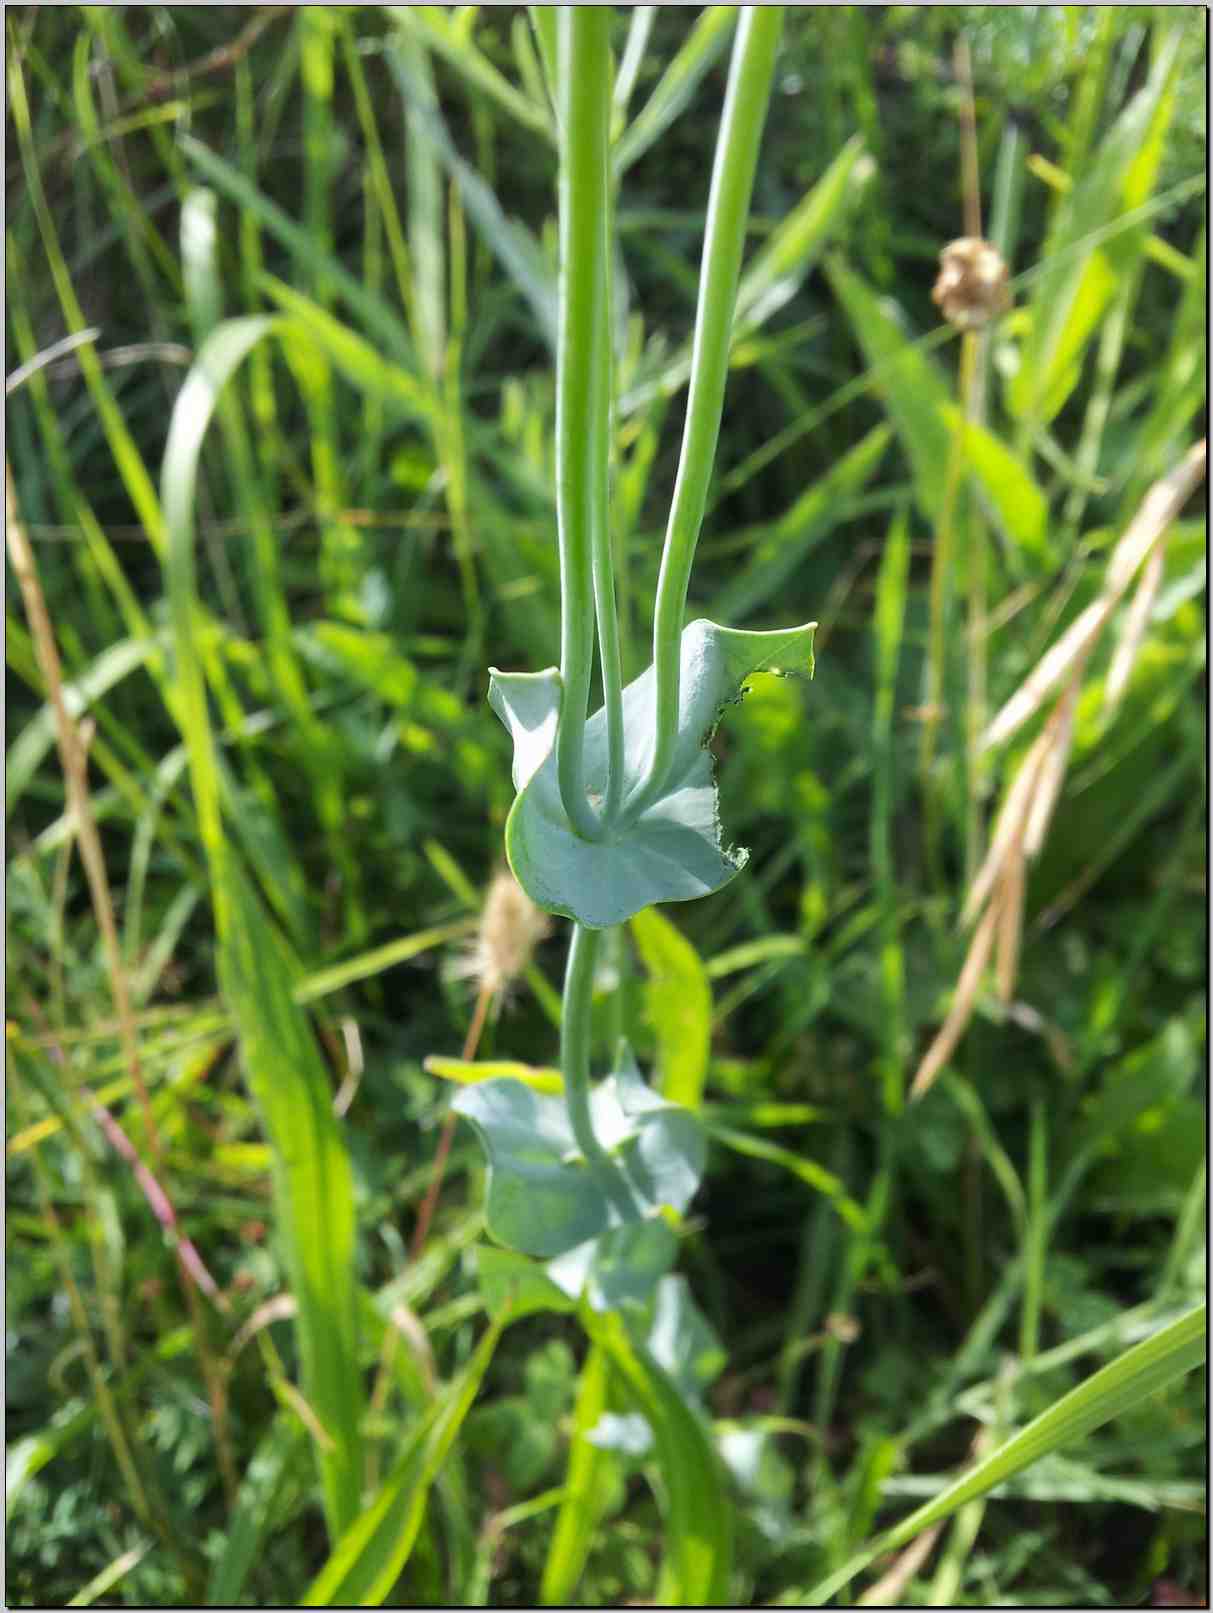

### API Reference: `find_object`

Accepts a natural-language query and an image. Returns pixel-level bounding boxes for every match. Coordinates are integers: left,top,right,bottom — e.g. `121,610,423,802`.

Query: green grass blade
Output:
540,1344,616,1605
706,1122,867,1231
9,47,167,553
1007,25,1184,434
629,907,712,1110
7,636,159,814
217,865,367,1542
621,138,871,419
207,1416,307,1605
590,1311,734,1606
391,6,553,140
67,1541,151,1608
804,1303,1207,1605
828,260,1050,567
302,1310,509,1607
614,7,738,177
871,507,909,1113
263,279,435,420
399,30,446,382
736,135,871,326
710,422,891,622
161,313,366,1539
179,134,414,364
385,43,559,353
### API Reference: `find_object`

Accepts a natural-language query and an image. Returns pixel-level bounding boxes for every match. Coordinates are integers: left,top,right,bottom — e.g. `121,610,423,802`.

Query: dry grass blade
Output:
962,726,1051,926
5,465,157,1148
1104,540,1165,716
857,1524,943,1606
981,596,1110,753
995,847,1027,1004
229,1295,299,1366
1105,439,1206,595
982,439,1207,753
910,899,1000,1100
1023,675,1082,858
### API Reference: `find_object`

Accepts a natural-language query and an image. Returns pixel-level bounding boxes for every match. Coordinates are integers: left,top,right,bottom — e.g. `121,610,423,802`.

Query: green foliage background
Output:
5,7,1207,1606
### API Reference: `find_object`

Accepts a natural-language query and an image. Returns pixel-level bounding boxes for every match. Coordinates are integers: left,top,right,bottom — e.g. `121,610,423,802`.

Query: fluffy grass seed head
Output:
467,870,551,1000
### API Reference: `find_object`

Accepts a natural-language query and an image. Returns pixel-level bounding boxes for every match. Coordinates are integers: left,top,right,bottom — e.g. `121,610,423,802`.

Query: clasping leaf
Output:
451,1044,705,1274
490,618,815,928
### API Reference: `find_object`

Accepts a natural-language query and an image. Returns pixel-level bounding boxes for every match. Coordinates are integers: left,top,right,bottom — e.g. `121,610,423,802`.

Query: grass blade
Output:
540,1344,616,1605
1008,25,1185,435
161,315,366,1540
590,1311,734,1605
630,907,711,1110
302,1310,509,1606
206,1416,307,1605
614,7,738,177
804,1303,1206,1605
828,260,1050,567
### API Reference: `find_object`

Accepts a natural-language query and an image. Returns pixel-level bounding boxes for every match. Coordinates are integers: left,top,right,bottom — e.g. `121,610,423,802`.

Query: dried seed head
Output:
473,871,550,998
932,237,1011,330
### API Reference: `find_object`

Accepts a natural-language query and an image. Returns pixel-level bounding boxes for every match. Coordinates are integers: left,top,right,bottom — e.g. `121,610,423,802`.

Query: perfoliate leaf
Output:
489,618,816,928
450,1077,613,1258
451,1044,706,1261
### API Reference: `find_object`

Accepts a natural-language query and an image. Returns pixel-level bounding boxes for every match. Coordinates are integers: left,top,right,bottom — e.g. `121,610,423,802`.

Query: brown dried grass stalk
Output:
912,440,1206,1100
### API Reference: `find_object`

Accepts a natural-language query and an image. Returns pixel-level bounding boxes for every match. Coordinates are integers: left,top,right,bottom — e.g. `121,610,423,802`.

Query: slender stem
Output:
554,9,613,841
629,7,783,814
920,330,977,887
590,191,626,822
1019,1096,1048,1364
410,979,493,1261
962,327,987,893
561,923,637,1221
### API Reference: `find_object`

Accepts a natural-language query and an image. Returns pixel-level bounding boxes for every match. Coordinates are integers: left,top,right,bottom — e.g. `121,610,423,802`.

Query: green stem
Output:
628,7,782,815
921,328,977,888
1019,1097,1048,1364
554,8,613,841
590,150,626,823
561,923,637,1221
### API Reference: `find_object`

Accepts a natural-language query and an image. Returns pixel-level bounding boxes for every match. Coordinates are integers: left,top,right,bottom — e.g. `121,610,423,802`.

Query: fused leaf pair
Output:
450,1044,704,1266
489,617,816,928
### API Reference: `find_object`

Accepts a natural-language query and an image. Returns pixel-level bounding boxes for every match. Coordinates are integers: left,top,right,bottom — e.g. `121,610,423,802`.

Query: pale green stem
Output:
561,923,638,1221
554,8,617,841
628,7,783,816
590,188,625,822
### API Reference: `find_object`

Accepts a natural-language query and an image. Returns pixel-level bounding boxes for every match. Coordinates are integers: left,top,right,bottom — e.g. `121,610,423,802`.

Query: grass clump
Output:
6,7,1207,1607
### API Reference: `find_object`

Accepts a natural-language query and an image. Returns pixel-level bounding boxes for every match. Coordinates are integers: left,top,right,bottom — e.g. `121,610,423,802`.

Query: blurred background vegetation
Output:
5,6,1206,1606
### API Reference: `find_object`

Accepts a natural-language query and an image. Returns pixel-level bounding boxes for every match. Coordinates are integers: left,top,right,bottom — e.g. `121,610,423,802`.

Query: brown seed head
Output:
932,237,1011,330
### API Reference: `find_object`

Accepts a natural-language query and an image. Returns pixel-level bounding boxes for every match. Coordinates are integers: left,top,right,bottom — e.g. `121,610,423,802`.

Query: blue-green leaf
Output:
490,618,816,928
548,1220,679,1313
451,1047,706,1261
647,1276,727,1405
474,1245,576,1321
450,1078,612,1258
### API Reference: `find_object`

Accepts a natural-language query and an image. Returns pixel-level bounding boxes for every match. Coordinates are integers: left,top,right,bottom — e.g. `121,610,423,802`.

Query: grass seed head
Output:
474,870,550,999
932,237,1011,330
